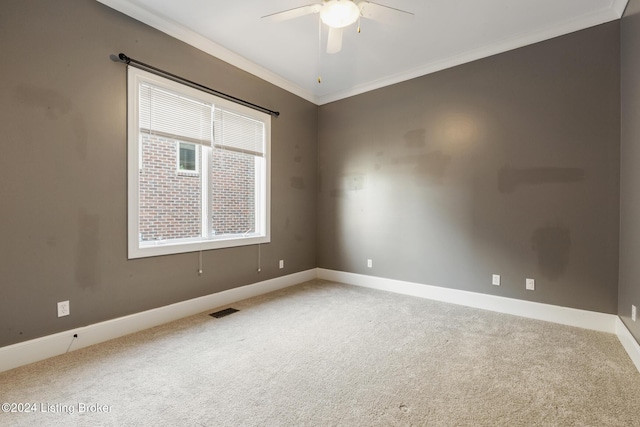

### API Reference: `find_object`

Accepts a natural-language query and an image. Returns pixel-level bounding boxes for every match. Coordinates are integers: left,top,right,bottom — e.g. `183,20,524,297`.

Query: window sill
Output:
177,170,199,177
129,233,270,259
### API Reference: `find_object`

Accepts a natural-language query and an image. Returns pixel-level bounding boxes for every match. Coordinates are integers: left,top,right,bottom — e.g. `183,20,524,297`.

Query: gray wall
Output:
0,0,628,349
620,0,640,342
318,22,620,314
0,0,318,347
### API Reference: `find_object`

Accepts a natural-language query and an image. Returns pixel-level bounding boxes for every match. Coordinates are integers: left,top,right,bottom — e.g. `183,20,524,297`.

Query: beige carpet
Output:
1,280,639,426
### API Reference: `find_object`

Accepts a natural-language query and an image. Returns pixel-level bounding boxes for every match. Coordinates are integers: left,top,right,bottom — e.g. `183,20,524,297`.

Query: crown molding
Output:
613,0,631,17
97,0,627,106
96,0,319,104
317,0,628,104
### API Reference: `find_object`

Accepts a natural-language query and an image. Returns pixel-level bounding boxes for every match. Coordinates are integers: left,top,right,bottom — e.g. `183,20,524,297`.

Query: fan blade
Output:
261,4,323,22
326,26,343,54
357,1,414,25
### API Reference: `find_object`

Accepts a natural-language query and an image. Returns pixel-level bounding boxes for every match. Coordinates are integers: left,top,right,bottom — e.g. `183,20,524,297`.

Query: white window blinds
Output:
214,107,266,157
139,83,212,145
139,83,265,157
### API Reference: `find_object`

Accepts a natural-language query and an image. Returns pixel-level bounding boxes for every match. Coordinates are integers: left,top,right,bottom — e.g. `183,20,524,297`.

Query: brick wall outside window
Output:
211,148,255,235
139,135,201,241
139,135,255,241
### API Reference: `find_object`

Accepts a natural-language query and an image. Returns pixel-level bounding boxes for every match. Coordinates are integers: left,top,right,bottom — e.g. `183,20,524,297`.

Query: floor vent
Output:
209,308,239,318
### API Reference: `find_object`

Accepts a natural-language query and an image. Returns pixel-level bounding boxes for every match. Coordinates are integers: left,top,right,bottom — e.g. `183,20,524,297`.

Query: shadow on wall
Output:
404,129,427,148
291,176,306,190
394,128,453,185
12,84,88,158
388,151,452,186
531,225,571,281
76,209,100,290
497,165,579,280
498,166,585,193
330,174,365,198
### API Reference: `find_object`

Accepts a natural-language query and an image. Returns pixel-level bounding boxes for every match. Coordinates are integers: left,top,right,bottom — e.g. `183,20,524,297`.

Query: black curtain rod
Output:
116,53,280,118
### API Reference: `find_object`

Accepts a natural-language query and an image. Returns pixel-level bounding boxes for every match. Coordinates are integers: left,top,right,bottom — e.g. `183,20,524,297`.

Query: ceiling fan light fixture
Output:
320,0,360,28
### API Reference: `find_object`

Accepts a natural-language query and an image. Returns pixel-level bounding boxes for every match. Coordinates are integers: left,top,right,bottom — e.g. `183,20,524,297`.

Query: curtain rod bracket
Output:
113,52,280,118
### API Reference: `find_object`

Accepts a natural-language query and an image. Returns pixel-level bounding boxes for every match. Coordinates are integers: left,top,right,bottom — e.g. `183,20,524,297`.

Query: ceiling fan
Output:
262,0,414,55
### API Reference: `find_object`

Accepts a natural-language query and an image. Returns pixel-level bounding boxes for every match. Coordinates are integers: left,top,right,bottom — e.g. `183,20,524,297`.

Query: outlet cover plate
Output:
367,259,373,268
492,274,500,286
279,259,284,269
633,305,637,322
57,300,70,317
525,278,535,291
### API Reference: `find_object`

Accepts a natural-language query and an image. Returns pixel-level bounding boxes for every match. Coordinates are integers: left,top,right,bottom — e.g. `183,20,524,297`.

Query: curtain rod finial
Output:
118,53,131,64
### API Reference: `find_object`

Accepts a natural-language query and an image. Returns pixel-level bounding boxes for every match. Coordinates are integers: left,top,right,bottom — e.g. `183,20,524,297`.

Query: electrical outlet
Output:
492,274,500,286
279,259,284,269
525,278,535,291
57,300,70,317
633,305,637,322
367,259,373,268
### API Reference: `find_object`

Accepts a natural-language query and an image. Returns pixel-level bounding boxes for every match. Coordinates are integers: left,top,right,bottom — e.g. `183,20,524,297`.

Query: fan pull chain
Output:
257,243,262,273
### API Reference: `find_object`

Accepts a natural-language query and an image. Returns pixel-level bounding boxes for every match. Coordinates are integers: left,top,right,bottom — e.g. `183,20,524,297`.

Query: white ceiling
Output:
98,0,628,105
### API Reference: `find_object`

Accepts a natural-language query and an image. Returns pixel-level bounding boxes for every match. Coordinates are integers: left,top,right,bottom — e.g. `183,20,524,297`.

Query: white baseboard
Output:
4,268,639,375
317,269,617,333
318,269,640,373
0,269,316,373
616,318,640,372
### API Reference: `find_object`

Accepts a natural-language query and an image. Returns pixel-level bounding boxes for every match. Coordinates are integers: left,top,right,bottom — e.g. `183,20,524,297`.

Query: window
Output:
178,142,198,173
127,67,270,259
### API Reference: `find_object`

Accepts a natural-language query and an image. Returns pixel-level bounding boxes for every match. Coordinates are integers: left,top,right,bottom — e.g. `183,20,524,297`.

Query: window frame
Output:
127,67,271,259
176,141,199,175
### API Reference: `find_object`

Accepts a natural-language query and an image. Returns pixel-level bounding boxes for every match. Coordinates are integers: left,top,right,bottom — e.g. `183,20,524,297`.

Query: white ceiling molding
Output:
317,1,625,105
613,0,631,16
96,0,319,104
97,0,628,106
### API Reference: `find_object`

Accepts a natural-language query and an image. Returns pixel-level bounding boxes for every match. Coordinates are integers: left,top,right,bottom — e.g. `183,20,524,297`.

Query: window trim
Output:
127,67,271,259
